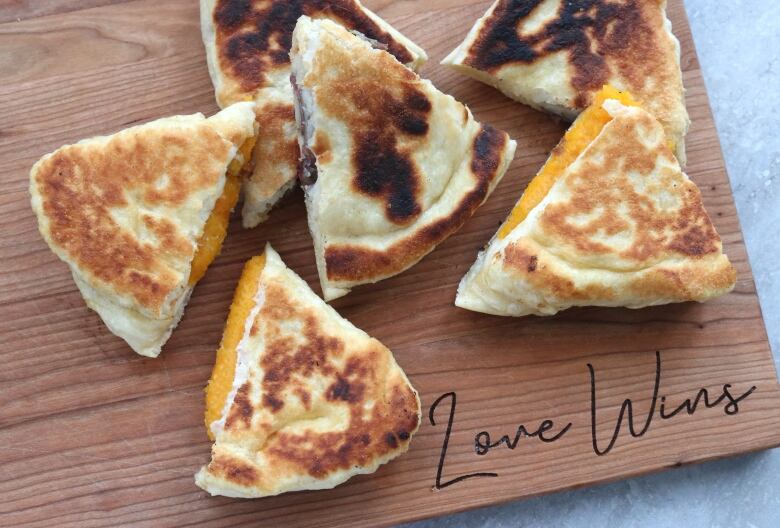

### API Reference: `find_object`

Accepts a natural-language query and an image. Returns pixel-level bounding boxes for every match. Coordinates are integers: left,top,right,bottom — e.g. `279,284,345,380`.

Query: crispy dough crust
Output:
443,0,689,164
196,245,420,498
292,17,516,300
456,100,735,317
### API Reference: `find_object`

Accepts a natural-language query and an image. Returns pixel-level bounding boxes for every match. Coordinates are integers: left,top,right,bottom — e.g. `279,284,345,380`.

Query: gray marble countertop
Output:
407,0,780,526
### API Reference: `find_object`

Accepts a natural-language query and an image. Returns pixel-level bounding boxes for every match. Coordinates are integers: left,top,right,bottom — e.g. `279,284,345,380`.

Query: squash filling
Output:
204,252,267,439
497,86,641,240
189,137,256,285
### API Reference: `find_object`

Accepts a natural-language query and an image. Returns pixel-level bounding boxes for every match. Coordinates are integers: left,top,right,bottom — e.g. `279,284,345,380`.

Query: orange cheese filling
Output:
204,252,267,439
189,137,256,285
497,86,641,239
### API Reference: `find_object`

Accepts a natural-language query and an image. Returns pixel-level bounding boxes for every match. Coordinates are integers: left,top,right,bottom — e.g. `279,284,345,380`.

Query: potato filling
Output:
189,137,256,285
497,86,640,239
204,252,267,439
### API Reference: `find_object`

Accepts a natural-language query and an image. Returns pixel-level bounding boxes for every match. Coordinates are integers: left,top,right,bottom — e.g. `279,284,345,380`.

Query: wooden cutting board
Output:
1,1,778,526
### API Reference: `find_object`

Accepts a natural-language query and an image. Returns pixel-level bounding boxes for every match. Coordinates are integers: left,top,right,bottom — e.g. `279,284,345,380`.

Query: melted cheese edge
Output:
497,86,641,240
204,252,267,440
189,137,256,285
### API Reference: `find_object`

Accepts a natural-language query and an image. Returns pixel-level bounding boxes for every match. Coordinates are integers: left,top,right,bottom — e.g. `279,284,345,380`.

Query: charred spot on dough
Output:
389,90,432,135
225,382,254,428
262,393,284,412
570,51,610,108
464,0,651,104
214,0,252,29
269,428,360,479
351,86,431,224
215,0,414,91
326,376,364,403
397,430,410,441
664,186,721,257
223,34,268,89
465,0,539,70
354,131,422,224
385,432,398,449
324,245,390,282
386,383,420,425
472,124,508,180
302,26,431,224
390,110,428,136
210,455,259,486
261,325,340,388
327,377,351,401
504,244,540,276
404,90,432,112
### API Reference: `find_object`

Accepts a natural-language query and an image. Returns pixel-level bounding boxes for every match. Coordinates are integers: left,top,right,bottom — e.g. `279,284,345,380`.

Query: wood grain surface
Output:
1,1,779,527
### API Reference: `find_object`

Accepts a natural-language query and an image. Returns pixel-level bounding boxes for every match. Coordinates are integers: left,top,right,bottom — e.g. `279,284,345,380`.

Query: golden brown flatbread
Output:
29,103,257,357
443,0,689,164
200,0,427,227
196,244,420,498
292,16,517,300
457,96,735,317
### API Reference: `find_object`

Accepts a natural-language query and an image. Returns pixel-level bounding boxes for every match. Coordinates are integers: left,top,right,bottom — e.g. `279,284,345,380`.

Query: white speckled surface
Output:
405,1,780,526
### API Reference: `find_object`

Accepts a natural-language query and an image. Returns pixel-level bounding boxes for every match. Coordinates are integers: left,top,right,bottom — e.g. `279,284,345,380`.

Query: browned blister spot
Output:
225,382,254,429
666,188,720,257
324,125,508,282
384,432,398,449
214,0,415,95
262,393,284,413
326,375,365,404
209,454,259,486
32,123,231,314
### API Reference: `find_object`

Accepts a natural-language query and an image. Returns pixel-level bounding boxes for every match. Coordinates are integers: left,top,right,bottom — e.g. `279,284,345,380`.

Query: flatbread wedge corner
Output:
456,86,736,317
442,0,689,164
291,15,517,301
196,244,420,498
200,0,428,228
29,102,258,357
